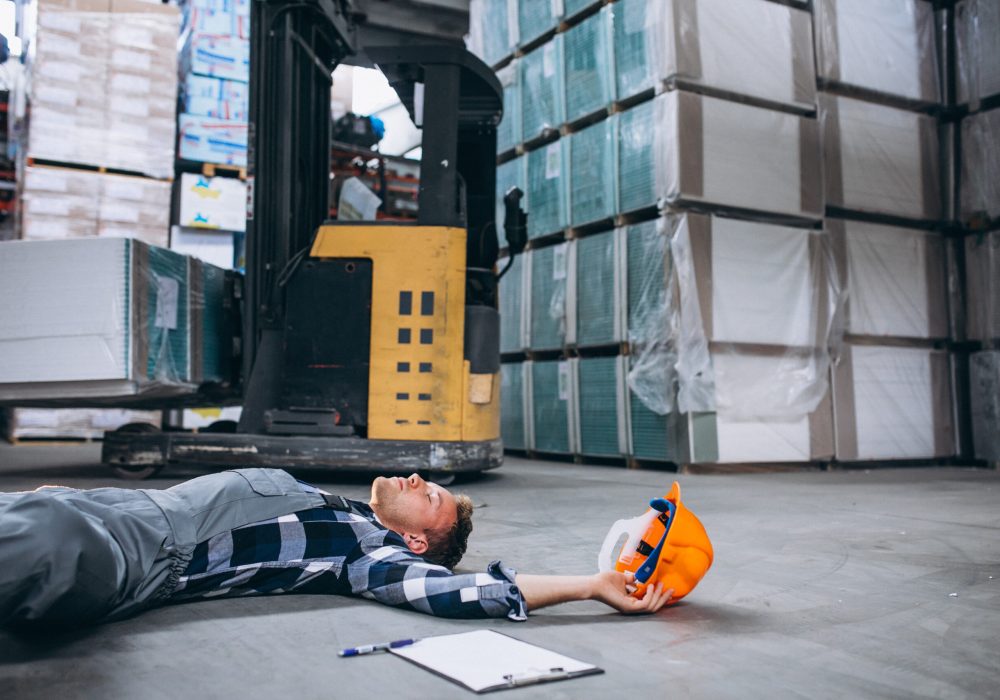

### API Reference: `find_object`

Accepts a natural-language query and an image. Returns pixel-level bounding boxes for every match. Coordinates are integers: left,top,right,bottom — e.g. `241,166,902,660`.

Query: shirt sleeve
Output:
349,530,527,621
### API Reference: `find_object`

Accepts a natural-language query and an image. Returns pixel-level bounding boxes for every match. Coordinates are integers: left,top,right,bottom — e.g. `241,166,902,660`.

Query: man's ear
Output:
402,531,429,555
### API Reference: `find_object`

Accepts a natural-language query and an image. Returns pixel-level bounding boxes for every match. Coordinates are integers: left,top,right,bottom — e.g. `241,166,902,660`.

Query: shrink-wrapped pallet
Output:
617,91,823,220
970,351,1000,461
960,108,1000,224
498,252,527,354
517,0,560,47
821,95,941,222
528,243,572,351
562,7,614,122
468,0,516,67
500,361,527,450
529,359,575,454
496,61,521,154
829,219,948,340
956,0,1000,107
814,0,940,105
832,345,955,460
611,0,815,111
526,140,569,238
572,356,629,458
965,231,1000,342
520,37,565,140
574,228,624,347
568,119,615,227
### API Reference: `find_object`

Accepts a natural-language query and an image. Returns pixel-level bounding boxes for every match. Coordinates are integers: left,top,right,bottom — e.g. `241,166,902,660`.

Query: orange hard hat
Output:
599,482,713,601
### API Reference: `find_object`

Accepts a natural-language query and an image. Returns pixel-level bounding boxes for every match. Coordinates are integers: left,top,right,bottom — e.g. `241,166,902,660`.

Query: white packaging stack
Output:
3,408,160,441
960,108,1000,225
28,0,179,178
814,0,940,105
612,0,816,112
956,0,1000,107
177,114,248,166
620,91,823,220
0,238,230,404
832,344,955,460
178,173,248,232
828,219,949,340
21,166,170,247
627,214,839,463
820,94,941,222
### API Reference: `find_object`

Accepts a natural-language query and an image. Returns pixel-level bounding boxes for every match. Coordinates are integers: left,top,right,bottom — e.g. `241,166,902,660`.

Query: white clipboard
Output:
389,629,603,693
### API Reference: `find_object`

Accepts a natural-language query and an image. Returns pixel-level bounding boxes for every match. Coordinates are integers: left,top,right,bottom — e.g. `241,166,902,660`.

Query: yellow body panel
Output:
311,224,498,442
462,364,501,441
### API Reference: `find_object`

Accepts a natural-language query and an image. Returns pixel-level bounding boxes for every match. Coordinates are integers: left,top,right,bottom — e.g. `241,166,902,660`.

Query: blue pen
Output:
339,638,418,657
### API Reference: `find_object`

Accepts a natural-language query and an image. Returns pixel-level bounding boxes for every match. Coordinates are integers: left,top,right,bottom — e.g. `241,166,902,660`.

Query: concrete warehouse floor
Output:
0,444,998,699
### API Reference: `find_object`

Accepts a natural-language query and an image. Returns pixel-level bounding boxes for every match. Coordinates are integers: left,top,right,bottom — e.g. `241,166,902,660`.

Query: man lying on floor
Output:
0,468,672,628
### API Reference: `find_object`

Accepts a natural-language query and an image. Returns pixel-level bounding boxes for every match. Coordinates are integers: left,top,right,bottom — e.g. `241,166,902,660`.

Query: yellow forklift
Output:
102,1,527,479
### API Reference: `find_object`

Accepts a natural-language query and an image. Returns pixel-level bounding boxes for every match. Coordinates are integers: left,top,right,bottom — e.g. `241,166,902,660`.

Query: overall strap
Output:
321,494,353,512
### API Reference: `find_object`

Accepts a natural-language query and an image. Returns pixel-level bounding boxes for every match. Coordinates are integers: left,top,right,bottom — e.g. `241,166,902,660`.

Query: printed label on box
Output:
154,276,179,330
545,142,561,179
553,242,567,281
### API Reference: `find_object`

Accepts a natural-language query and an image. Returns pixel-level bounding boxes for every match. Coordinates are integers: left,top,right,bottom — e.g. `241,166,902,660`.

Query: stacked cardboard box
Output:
178,0,249,166
496,62,521,155
969,351,1000,461
965,231,1000,343
562,7,613,123
0,238,233,404
178,173,247,233
28,0,179,178
21,166,171,247
960,108,1000,225
467,0,516,68
956,0,1000,107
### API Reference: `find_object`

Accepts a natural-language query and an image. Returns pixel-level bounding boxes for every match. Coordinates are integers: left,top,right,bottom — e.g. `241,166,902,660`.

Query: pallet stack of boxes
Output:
955,0,1000,464
6,0,182,439
174,0,249,274
475,0,987,468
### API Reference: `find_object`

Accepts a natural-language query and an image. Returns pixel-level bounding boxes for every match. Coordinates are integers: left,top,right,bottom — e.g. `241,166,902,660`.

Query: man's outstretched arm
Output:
515,571,674,615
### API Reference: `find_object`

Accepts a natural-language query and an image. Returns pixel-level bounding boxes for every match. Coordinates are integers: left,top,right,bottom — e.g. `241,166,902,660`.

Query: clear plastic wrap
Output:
814,0,940,104
526,140,569,238
517,0,561,47
530,358,574,454
960,108,1000,225
0,238,234,405
21,166,171,247
569,119,615,226
528,242,570,351
500,361,527,450
955,0,1000,108
671,214,840,419
970,350,1000,461
828,219,948,340
562,7,614,123
573,355,628,457
27,2,179,178
574,228,623,347
832,344,955,460
496,61,521,154
965,230,1000,342
519,36,565,140
820,94,941,221
178,113,248,167
617,91,822,220
625,218,676,416
611,0,815,111
467,0,515,68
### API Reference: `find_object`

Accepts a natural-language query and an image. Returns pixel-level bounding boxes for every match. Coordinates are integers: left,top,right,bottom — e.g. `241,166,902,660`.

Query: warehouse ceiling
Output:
349,0,469,66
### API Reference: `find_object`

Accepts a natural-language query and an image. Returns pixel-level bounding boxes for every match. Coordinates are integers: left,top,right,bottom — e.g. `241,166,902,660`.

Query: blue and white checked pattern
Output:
171,496,527,620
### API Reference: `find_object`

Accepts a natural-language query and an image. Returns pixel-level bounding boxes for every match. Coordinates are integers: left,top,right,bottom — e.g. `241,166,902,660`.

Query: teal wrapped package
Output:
527,140,569,238
574,356,627,457
468,0,515,67
563,7,614,122
499,252,526,354
529,244,570,351
613,0,657,101
575,228,624,347
520,37,565,140
569,119,616,226
531,359,574,454
497,61,522,154
615,99,657,214
501,361,527,450
518,0,560,47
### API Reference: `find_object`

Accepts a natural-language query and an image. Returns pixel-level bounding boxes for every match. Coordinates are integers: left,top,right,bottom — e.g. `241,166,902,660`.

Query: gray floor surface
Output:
0,443,998,699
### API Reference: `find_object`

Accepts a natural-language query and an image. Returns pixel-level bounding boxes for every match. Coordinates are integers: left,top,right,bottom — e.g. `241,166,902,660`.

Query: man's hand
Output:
514,572,673,615
589,570,673,614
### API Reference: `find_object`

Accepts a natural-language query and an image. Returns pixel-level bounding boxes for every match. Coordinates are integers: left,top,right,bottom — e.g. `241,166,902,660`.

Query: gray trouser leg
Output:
0,490,125,627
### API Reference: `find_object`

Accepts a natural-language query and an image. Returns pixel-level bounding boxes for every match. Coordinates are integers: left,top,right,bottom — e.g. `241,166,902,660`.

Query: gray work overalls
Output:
0,468,330,627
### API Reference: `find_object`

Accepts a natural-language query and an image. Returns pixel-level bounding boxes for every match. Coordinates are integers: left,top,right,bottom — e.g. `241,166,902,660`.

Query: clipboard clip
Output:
503,667,570,687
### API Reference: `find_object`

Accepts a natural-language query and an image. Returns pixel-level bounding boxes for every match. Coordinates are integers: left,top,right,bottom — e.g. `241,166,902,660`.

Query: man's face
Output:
370,473,458,546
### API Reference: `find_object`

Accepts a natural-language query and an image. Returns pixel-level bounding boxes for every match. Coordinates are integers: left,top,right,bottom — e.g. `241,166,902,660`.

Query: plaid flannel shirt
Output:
170,485,527,620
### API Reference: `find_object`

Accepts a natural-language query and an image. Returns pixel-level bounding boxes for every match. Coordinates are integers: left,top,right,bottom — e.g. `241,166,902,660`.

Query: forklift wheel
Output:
109,423,166,480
